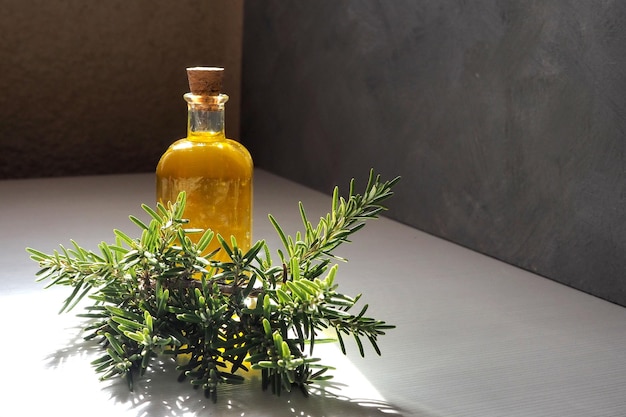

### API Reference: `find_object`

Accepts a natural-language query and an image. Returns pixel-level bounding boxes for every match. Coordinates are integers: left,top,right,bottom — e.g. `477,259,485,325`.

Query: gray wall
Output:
241,1,626,306
0,0,243,179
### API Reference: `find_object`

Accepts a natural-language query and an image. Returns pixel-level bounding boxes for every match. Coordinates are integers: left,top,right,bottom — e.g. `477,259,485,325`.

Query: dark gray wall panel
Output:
241,1,626,305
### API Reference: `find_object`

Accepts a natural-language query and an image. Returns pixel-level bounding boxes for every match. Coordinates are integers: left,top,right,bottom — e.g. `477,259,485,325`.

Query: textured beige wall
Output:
0,0,243,178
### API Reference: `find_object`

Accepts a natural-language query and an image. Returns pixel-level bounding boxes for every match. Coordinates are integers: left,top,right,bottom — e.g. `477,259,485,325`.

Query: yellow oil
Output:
156,130,253,262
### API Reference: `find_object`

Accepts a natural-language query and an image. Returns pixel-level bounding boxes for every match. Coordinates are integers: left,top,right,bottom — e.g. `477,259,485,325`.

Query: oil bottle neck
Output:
185,93,228,138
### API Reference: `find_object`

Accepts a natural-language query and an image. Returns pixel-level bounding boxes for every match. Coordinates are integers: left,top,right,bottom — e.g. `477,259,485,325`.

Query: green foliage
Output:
27,171,399,402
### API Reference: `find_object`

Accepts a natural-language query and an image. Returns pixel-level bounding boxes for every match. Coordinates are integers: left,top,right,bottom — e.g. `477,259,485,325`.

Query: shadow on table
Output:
45,328,414,417
103,359,408,417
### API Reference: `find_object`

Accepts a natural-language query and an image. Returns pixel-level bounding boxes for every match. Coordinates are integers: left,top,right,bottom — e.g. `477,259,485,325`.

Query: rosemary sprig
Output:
26,171,399,402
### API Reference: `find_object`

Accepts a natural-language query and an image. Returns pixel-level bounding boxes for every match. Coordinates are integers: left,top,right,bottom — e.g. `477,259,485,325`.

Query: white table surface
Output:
1,169,625,417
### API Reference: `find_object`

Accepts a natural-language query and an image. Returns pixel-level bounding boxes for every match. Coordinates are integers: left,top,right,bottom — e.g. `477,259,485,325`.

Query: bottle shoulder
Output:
167,136,248,149
172,138,251,159
157,136,253,177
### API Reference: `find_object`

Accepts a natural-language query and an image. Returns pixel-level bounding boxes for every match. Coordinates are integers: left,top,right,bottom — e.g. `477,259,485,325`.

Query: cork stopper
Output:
186,67,224,95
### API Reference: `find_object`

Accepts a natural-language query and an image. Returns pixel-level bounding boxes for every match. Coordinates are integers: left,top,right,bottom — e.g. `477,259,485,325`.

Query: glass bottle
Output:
156,67,253,262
